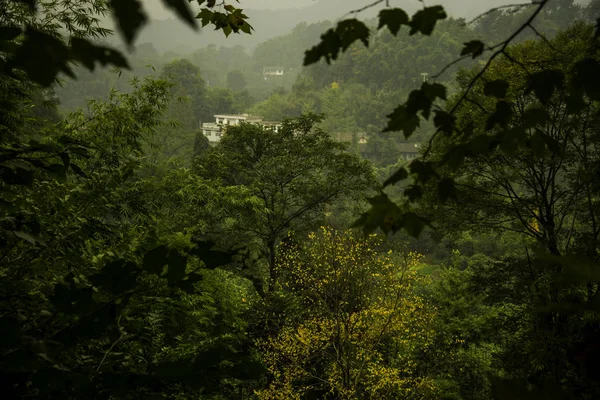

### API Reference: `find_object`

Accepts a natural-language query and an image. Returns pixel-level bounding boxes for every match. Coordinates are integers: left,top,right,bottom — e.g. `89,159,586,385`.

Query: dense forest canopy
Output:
1,0,600,399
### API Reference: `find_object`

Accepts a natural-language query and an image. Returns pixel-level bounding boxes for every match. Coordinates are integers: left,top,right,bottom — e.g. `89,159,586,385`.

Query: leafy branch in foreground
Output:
0,0,252,87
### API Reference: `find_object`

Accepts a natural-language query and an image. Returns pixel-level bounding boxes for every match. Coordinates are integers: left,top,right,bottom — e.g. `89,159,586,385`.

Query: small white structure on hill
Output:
201,114,283,143
263,66,285,80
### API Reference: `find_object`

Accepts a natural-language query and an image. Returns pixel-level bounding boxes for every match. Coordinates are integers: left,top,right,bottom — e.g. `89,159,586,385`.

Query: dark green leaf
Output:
50,284,96,315
352,192,403,235
69,163,87,178
167,251,187,283
70,38,129,71
109,0,147,45
437,178,457,202
401,212,427,237
485,100,513,130
303,19,369,65
383,104,420,138
409,6,447,36
422,82,447,101
571,58,600,101
526,69,564,104
378,8,409,35
433,110,455,135
89,260,139,294
484,80,509,98
8,28,73,86
409,160,437,184
383,167,408,187
191,239,233,268
461,40,485,58
523,108,549,129
404,185,424,202
44,164,66,181
143,245,170,275
162,0,197,28
0,26,22,42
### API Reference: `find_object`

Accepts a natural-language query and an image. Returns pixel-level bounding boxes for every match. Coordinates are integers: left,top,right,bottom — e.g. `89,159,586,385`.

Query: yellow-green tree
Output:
256,228,437,400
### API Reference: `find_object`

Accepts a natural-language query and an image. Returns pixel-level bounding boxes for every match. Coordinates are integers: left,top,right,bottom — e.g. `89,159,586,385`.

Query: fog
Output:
131,0,539,53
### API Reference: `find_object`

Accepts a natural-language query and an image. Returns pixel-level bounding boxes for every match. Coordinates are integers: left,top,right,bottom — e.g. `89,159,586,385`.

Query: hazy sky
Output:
143,0,532,20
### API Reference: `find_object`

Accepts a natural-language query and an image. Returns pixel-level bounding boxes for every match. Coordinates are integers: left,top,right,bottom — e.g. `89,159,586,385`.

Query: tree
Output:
226,69,248,92
194,114,375,293
257,228,437,399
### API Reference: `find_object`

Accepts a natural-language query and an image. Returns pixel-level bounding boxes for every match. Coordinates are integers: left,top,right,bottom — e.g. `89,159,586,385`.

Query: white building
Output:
263,66,285,80
201,114,283,143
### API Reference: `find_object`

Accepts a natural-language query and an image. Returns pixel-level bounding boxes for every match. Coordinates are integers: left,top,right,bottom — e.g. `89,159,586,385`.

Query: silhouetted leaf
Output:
571,58,600,101
162,0,197,29
167,251,187,283
383,104,420,138
526,69,564,104
70,38,129,71
191,239,233,268
89,260,139,294
401,212,427,237
404,185,424,202
433,110,455,135
303,19,369,65
352,192,403,235
383,167,408,187
422,82,447,101
378,8,409,35
486,100,513,130
409,6,447,36
109,0,147,45
0,26,22,42
437,178,457,202
143,245,170,275
523,108,549,129
8,28,73,86
461,40,485,58
484,80,509,98
409,160,437,184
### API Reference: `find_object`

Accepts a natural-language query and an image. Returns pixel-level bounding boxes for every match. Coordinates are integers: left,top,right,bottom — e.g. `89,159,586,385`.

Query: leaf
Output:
433,110,455,135
143,245,170,275
404,184,424,202
383,167,408,187
378,8,410,35
8,28,73,86
50,284,96,315
523,108,549,129
484,80,509,98
196,8,215,27
383,104,421,138
485,100,513,130
162,0,197,29
109,0,147,45
401,212,427,237
304,19,369,66
437,178,457,201
69,163,87,178
44,164,67,181
167,251,188,283
461,40,485,58
89,260,139,294
409,159,437,184
525,69,564,104
352,192,403,235
571,58,600,101
13,231,44,245
422,82,447,101
70,38,129,71
0,26,22,42
409,6,447,36
191,239,233,268
337,19,370,50
596,17,600,39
